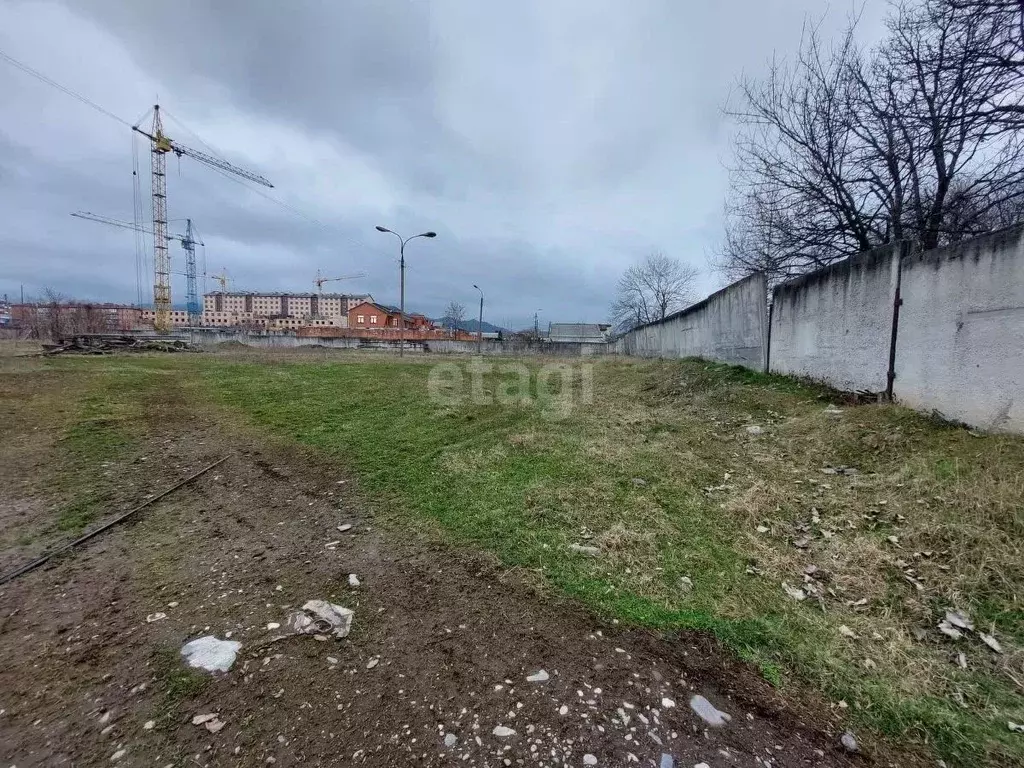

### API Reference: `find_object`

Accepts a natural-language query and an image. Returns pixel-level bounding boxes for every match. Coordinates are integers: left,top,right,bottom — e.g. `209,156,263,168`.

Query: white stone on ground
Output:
526,669,549,682
689,695,731,727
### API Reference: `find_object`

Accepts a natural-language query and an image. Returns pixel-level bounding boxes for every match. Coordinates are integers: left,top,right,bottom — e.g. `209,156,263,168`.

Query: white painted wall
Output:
895,228,1024,432
613,273,768,369
769,245,901,393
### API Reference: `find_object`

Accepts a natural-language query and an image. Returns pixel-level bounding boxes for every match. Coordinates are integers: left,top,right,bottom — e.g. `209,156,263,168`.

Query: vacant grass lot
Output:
5,351,1022,764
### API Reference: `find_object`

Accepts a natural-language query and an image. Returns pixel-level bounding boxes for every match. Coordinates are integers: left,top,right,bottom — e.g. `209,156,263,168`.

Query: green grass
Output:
56,493,103,532
18,352,1022,765
152,646,210,710
195,355,1024,765
48,364,160,532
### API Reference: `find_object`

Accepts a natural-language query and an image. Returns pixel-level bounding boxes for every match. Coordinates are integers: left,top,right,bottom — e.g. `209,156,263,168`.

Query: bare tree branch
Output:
611,253,699,331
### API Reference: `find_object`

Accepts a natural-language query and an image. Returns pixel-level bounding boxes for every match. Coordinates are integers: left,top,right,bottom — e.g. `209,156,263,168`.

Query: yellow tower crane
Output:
210,270,230,291
314,270,366,299
133,105,272,332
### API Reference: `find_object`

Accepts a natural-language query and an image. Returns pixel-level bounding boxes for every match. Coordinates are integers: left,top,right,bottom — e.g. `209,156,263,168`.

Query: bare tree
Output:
718,0,1024,282
944,0,1024,128
442,301,466,338
611,253,699,331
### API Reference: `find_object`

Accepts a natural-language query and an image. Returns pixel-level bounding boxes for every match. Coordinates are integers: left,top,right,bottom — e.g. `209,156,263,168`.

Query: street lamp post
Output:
472,284,484,355
534,309,542,342
375,226,436,357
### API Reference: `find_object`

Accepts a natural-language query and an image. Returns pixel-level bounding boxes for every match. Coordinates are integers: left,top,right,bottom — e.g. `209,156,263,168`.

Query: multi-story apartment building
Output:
201,291,372,328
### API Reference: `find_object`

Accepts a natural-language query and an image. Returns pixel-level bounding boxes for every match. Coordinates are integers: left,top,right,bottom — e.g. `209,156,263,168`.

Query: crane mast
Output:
150,106,171,332
183,219,200,324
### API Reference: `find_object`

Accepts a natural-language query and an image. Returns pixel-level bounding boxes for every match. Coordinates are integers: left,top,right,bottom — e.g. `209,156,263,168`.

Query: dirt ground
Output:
0,361,911,768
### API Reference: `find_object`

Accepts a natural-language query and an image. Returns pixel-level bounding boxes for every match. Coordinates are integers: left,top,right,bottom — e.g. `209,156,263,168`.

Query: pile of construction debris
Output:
42,334,199,356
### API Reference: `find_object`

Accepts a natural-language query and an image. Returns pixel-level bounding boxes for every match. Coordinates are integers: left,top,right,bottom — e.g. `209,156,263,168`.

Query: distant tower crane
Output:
314,270,366,298
313,270,366,319
210,270,230,291
71,211,205,325
132,105,273,331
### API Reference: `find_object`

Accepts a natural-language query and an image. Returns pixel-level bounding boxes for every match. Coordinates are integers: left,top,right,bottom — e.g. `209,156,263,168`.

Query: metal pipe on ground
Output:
0,455,230,586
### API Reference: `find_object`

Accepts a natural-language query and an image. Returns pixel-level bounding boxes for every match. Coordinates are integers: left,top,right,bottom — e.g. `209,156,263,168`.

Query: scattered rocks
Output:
660,755,676,768
630,478,648,487
145,612,167,623
192,713,219,725
568,544,600,556
840,730,859,752
366,656,379,669
678,576,693,594
558,705,568,715
755,525,769,534
661,697,676,709
143,720,155,730
689,695,731,727
443,732,458,747
792,536,811,549
583,755,597,766
492,725,516,737
745,425,764,435
1009,722,1024,733
348,573,361,587
526,669,550,683
337,523,353,533
180,636,241,673
110,748,126,761
839,625,857,639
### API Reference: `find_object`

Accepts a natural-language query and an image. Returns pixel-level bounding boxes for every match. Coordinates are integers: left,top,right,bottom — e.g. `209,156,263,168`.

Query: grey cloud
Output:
1,0,890,328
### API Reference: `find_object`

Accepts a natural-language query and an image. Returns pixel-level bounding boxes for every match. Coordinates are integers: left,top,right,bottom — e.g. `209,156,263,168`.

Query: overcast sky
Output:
0,0,888,329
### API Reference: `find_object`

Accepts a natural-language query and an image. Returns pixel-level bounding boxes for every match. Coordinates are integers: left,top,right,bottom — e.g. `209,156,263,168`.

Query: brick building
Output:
347,301,435,331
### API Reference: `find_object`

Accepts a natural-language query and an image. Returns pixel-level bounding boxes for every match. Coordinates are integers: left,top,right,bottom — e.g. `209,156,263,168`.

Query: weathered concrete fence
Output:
611,226,1024,433
611,273,768,369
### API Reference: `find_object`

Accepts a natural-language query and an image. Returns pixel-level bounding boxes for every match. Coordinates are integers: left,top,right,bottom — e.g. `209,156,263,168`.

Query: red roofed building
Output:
347,301,435,331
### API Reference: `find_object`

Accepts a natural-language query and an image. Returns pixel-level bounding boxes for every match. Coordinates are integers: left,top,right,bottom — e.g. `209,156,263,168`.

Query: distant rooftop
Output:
547,323,610,342
204,291,372,299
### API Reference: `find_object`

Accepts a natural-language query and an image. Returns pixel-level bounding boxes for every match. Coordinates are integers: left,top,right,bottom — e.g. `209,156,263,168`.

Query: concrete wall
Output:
429,339,610,356
188,330,362,349
188,329,610,357
613,272,768,369
768,244,902,393
894,227,1024,431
